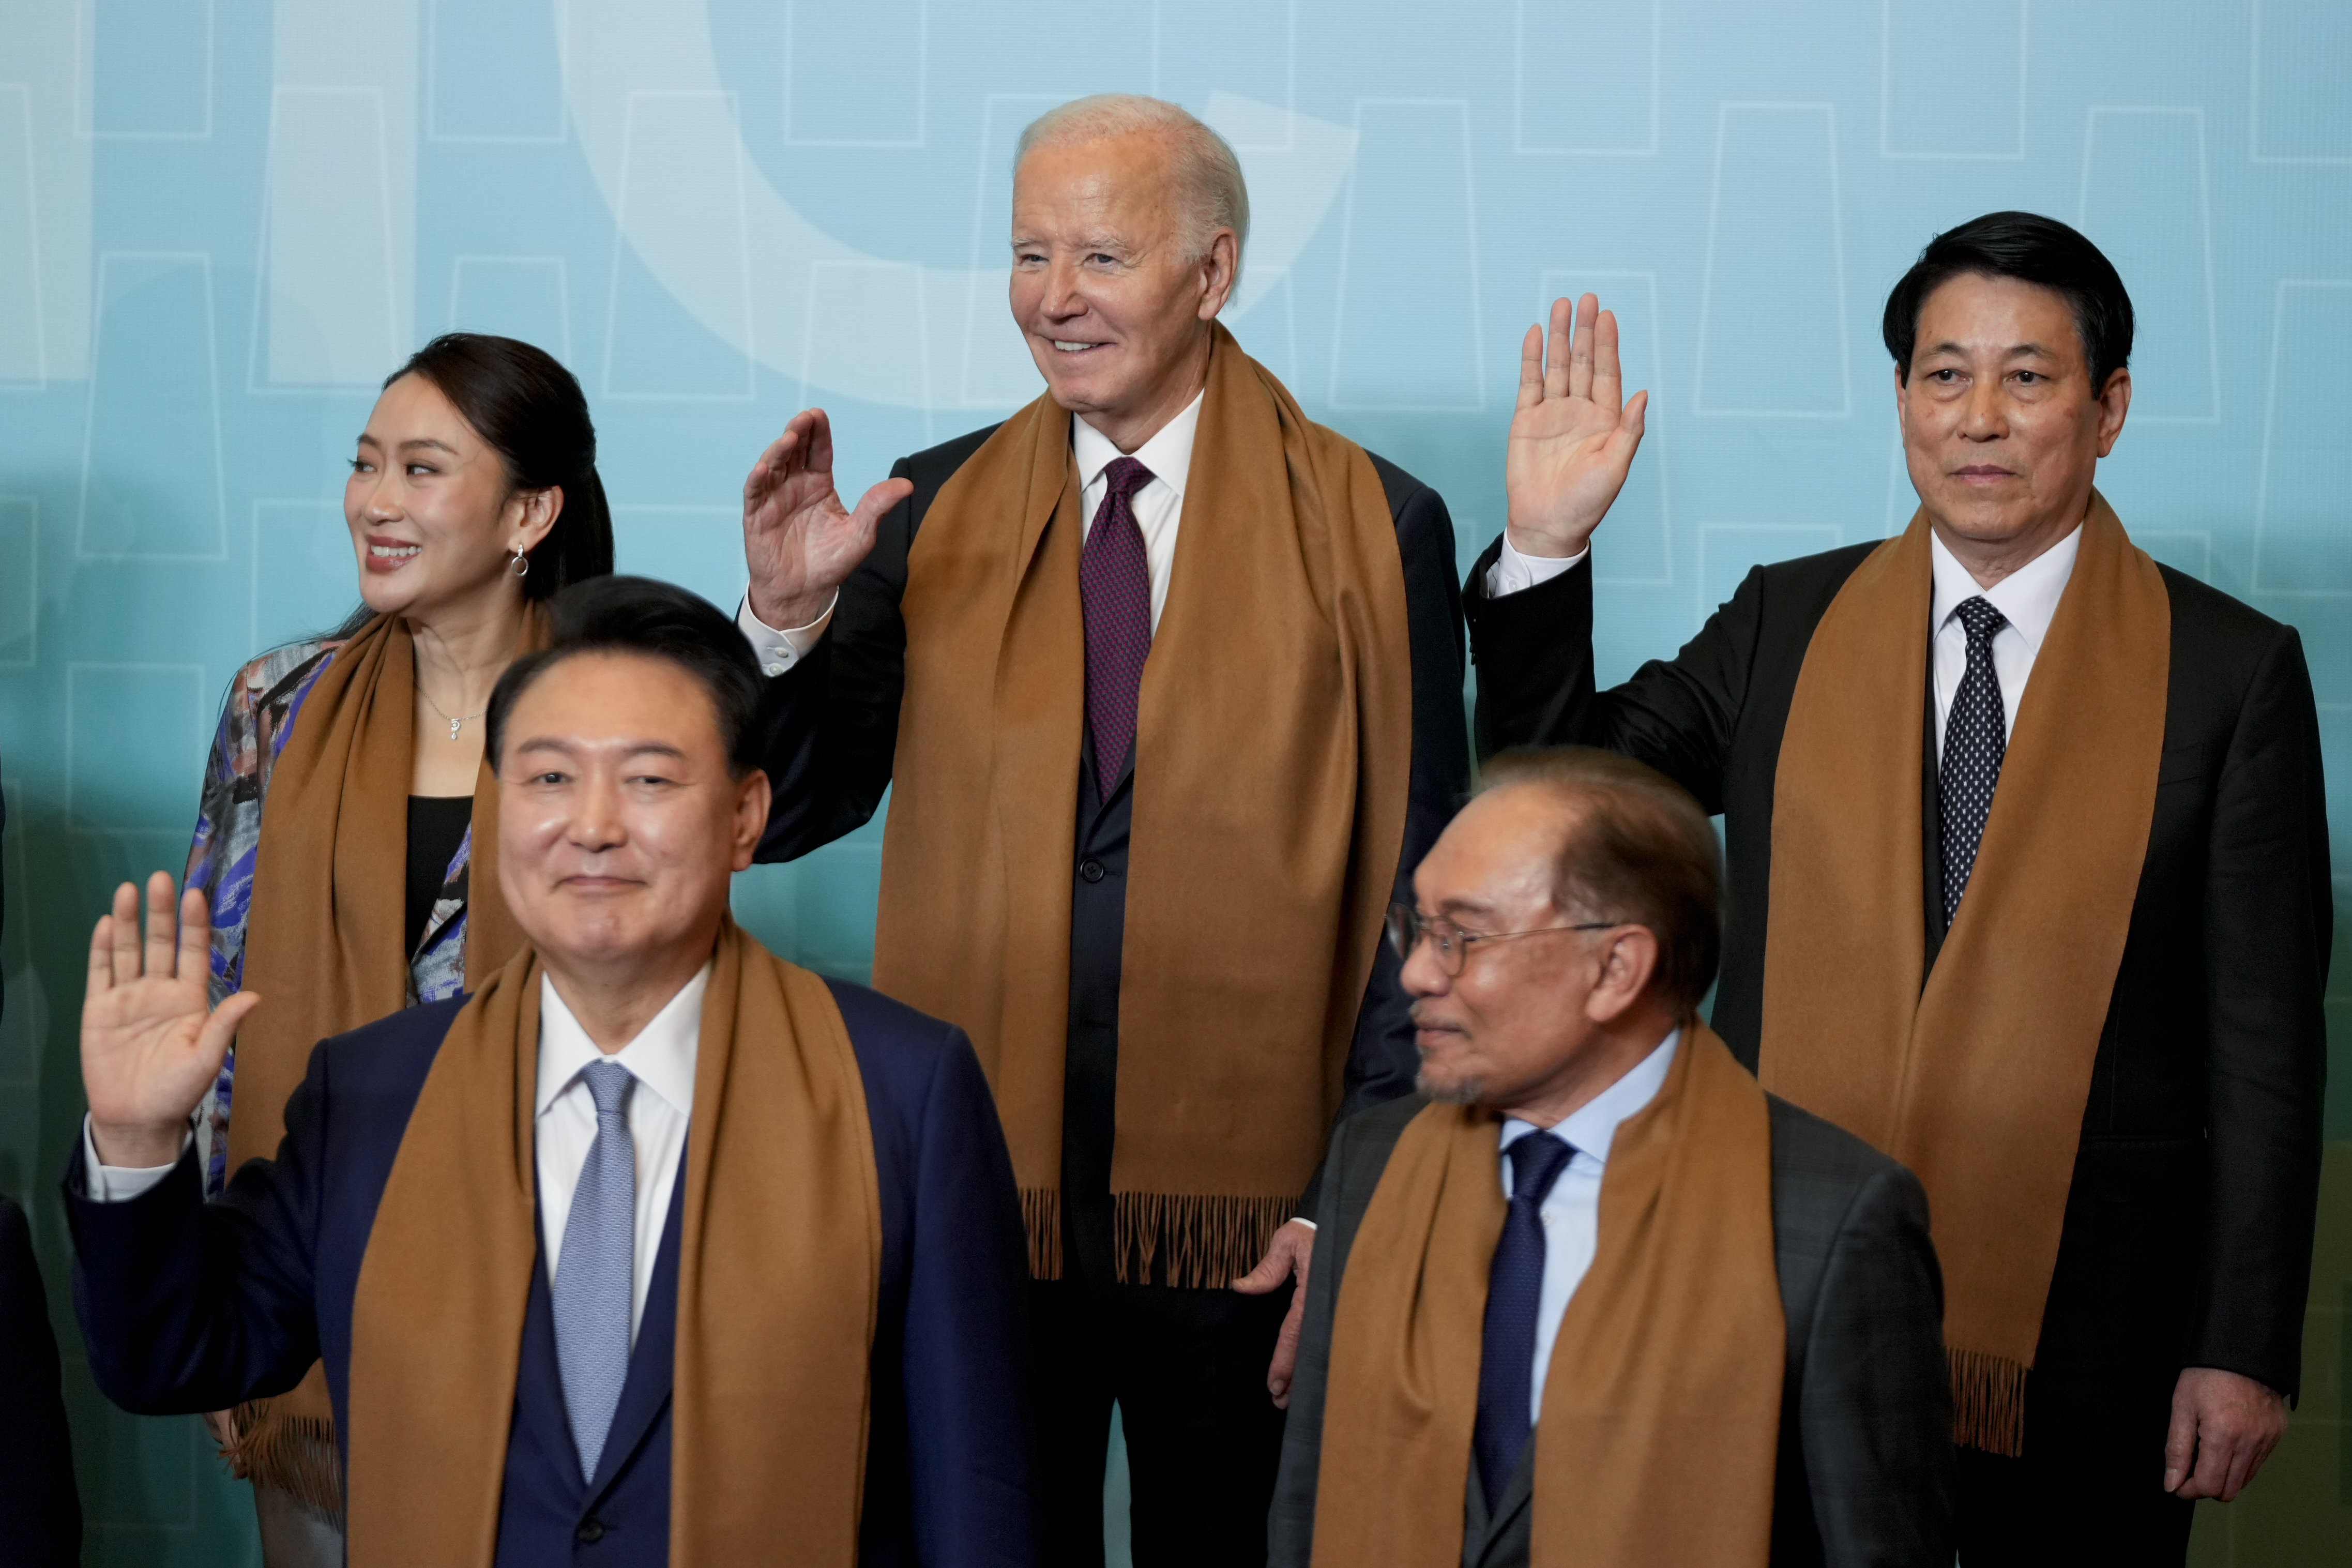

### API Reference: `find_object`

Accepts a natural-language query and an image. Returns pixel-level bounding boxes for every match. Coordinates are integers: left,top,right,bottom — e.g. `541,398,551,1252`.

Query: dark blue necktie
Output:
1939,596,2010,924
1473,1130,1575,1513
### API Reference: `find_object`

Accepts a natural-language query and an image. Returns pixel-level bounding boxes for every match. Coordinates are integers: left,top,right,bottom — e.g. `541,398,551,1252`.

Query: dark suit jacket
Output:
753,422,1470,1286
65,981,1037,1568
1268,1092,1955,1567
0,1194,82,1566
1465,545,2331,1407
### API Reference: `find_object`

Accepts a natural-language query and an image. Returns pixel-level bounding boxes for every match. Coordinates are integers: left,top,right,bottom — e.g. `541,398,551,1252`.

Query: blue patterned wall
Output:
1,2,2346,1560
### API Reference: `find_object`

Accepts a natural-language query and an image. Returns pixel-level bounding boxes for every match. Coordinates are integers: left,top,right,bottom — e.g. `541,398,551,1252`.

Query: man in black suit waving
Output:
730,93,1468,1566
1468,213,2329,1564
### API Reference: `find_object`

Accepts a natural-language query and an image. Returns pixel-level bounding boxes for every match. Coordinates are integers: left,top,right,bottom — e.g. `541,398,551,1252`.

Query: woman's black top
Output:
405,795,474,957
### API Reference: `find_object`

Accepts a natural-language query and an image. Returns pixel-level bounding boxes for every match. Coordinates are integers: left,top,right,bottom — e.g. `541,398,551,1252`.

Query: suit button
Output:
576,1518,606,1544
1079,859,1106,884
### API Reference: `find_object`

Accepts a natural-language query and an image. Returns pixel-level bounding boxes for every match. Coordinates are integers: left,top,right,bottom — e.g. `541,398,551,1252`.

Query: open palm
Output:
1504,293,1650,559
81,873,258,1166
741,407,916,631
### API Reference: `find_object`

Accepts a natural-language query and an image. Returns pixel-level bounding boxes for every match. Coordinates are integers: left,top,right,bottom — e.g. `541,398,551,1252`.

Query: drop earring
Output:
509,548,530,579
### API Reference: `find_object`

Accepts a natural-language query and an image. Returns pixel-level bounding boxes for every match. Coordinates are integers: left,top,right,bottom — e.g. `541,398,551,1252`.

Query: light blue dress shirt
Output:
1497,1027,1681,1424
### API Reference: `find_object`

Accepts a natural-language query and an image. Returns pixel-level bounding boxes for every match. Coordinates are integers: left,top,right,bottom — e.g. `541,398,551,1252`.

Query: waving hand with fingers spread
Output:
741,408,917,632
1504,293,1650,561
81,873,262,1170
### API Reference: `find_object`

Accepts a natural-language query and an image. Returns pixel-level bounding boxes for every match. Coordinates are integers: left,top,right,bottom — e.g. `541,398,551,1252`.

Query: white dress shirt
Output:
533,966,704,1343
1069,391,1201,635
1499,1026,1680,1426
1483,533,1588,598
738,390,1207,671
84,964,711,1348
1928,524,2080,762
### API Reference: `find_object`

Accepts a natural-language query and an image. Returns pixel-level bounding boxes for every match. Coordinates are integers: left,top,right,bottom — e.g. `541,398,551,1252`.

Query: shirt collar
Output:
535,962,710,1122
1499,1026,1681,1170
1928,522,2082,656
1071,388,1204,503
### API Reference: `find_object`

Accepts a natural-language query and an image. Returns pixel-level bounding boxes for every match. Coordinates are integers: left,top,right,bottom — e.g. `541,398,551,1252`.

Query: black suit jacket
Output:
0,1194,82,1566
753,422,1470,1287
1465,544,2331,1405
0,780,84,1565
1267,1091,1955,1567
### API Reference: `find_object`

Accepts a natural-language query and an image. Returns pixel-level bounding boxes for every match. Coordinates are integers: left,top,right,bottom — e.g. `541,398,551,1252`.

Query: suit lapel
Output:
1469,1439,1537,1566
1920,653,1949,971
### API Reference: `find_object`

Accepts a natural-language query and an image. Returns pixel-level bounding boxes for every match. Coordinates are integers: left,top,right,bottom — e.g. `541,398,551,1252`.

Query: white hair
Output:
1014,94,1250,271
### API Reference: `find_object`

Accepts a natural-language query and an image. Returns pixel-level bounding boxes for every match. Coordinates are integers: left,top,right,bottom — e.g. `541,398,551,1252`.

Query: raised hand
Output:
81,873,259,1169
741,408,916,632
1504,293,1650,559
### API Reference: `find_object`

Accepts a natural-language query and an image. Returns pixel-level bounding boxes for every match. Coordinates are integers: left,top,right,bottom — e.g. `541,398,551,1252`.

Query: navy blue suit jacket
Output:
65,978,1038,1567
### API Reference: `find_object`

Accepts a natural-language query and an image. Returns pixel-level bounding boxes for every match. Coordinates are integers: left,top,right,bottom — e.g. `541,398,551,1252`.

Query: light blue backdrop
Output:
2,2,2347,1562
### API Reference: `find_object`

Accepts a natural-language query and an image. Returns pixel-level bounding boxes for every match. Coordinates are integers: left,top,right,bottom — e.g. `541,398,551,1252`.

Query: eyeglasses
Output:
1385,901,1624,979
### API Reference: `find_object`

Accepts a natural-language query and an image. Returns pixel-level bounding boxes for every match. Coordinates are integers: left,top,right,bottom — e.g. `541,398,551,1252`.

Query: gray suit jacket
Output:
1267,1092,1955,1568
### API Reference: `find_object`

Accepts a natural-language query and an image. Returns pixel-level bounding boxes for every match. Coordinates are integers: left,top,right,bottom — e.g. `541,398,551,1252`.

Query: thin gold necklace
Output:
417,684,487,742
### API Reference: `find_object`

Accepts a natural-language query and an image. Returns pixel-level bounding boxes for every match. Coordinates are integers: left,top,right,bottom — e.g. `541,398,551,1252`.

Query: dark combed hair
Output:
485,576,766,778
1476,747,1723,1014
389,332,615,600
1881,210,2135,389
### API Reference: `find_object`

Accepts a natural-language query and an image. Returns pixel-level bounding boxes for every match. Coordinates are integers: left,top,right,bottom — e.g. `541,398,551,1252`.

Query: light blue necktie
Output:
552,1058,636,1483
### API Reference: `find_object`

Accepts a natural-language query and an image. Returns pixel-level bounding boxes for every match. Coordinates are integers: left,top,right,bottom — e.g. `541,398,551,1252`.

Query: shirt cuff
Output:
737,591,838,678
1484,535,1589,598
1289,1217,1316,1231
80,1115,188,1202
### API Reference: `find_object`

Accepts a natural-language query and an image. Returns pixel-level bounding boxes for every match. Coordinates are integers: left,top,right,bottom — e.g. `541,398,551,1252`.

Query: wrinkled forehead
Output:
1011,134,1175,225
1416,787,1573,917
1914,271,2088,366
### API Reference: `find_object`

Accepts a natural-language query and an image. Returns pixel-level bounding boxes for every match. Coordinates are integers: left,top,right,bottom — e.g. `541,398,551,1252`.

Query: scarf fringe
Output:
224,1400,345,1526
1021,1186,1064,1280
1113,1192,1296,1289
1949,1346,2029,1458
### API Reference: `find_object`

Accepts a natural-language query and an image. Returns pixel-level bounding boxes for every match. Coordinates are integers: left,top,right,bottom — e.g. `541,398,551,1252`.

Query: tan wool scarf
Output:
1759,493,2167,1455
1311,1027,1783,1568
227,607,542,1509
344,921,882,1565
874,323,1413,1284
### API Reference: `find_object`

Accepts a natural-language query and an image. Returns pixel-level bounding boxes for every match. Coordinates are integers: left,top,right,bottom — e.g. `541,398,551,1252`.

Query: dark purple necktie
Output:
1080,456,1155,800
1473,1130,1575,1513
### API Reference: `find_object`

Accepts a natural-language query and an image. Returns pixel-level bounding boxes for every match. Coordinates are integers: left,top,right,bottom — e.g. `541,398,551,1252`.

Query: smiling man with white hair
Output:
729,93,1472,1564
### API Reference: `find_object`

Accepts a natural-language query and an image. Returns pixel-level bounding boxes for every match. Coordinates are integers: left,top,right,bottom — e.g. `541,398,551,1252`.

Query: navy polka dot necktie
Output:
1940,596,2010,924
1079,456,1155,802
1472,1130,1576,1514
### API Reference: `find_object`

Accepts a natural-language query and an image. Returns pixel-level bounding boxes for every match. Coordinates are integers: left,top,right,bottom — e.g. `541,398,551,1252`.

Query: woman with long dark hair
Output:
180,333,613,1562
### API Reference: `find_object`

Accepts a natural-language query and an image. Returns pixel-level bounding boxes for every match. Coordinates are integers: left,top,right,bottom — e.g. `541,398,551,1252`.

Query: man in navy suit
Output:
64,576,1038,1566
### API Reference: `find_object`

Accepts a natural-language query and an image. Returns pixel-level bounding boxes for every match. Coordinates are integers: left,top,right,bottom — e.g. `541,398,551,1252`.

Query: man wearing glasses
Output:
1268,748,1953,1567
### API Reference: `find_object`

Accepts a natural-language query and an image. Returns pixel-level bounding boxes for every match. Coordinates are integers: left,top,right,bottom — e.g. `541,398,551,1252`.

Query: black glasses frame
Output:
1384,901,1623,978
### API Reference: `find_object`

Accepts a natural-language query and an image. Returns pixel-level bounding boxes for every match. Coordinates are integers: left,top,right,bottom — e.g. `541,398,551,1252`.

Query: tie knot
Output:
1101,455,1155,504
1505,1131,1574,1208
1953,596,2008,646
581,1059,634,1120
